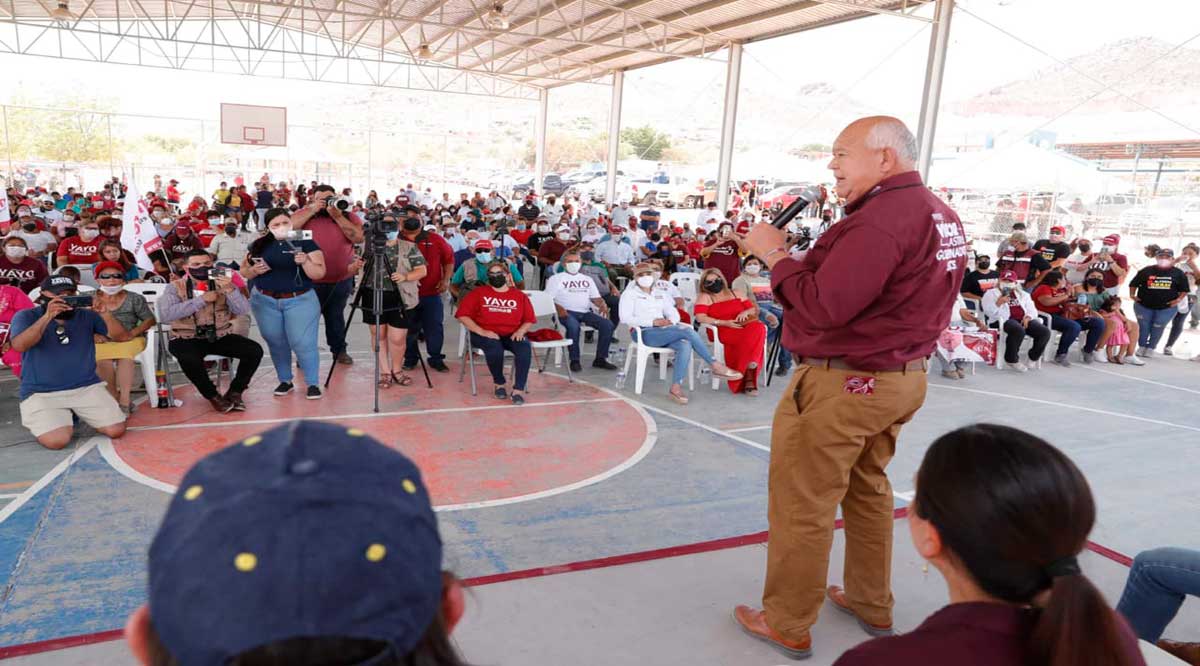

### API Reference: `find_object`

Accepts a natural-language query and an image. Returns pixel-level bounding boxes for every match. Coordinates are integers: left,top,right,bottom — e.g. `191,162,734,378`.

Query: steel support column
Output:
716,42,742,213
535,88,548,197
916,0,954,181
605,69,624,206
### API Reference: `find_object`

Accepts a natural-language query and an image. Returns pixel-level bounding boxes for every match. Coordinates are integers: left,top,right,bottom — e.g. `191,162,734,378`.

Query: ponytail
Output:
1032,572,1128,666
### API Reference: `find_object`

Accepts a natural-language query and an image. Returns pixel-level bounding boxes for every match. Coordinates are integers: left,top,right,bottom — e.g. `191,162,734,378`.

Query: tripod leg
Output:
416,355,433,389
327,276,366,389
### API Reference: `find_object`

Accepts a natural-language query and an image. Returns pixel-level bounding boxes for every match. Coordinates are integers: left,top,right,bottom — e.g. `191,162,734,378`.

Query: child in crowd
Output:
1100,295,1134,364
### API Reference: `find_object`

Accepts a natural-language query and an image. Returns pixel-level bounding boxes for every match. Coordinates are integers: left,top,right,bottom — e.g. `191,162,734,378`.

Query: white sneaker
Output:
1125,354,1146,366
1093,352,1108,363
1007,361,1028,373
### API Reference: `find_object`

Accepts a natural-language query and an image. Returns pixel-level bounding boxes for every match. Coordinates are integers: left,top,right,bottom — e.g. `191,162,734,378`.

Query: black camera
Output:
792,225,814,252
327,196,352,212
194,324,218,344
363,209,401,250
62,294,94,309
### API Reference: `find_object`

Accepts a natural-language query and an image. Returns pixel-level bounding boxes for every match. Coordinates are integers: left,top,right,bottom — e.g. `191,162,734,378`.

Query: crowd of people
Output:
2,172,1198,445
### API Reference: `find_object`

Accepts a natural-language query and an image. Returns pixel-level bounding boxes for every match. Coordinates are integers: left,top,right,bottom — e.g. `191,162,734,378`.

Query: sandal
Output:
377,375,393,389
391,372,414,387
669,388,689,404
711,364,744,381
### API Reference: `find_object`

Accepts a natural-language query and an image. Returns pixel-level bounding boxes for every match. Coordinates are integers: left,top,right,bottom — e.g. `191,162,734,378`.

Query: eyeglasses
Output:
97,273,124,280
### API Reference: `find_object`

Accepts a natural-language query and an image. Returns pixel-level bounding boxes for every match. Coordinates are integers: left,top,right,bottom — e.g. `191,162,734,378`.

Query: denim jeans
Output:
470,333,531,391
1165,308,1189,348
251,288,321,385
1116,547,1200,642
1048,314,1104,355
562,310,613,362
1133,303,1177,349
404,293,446,365
759,303,791,371
637,324,716,385
312,278,353,355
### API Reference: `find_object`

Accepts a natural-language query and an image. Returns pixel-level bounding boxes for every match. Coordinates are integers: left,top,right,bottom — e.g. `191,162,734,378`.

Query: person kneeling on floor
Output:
9,275,127,450
544,250,619,373
159,249,264,413
455,261,536,405
124,420,471,666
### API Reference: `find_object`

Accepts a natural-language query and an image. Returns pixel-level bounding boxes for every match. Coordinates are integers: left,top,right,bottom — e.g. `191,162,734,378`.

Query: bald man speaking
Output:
735,116,967,659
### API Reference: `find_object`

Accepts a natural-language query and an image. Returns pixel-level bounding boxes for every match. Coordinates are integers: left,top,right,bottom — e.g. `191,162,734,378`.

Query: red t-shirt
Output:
455,286,536,337
1031,284,1064,315
1090,252,1128,289
705,239,741,283
509,229,534,246
166,185,180,203
407,231,455,297
56,236,102,264
304,212,362,284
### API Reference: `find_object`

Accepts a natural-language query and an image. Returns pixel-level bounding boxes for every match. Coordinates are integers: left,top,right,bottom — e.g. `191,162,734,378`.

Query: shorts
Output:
360,289,410,328
95,337,147,361
20,382,125,437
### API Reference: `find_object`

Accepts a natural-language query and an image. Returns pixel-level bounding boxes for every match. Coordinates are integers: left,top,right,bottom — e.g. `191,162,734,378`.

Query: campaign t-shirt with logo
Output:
1088,252,1129,289
455,285,536,337
166,233,204,259
1129,265,1189,310
56,235,102,264
704,239,741,284
1033,239,1070,264
997,249,1050,284
961,269,999,298
545,271,600,313
10,306,107,400
0,256,50,293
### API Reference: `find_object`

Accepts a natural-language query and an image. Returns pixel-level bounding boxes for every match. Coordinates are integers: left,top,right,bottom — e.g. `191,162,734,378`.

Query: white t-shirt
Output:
545,271,600,313
611,206,632,229
654,279,681,301
13,230,56,253
694,209,718,232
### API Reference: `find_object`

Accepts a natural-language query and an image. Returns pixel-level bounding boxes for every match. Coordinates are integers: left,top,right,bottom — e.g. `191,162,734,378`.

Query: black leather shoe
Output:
569,360,583,372
224,390,246,411
592,359,618,370
208,395,235,413
429,359,450,372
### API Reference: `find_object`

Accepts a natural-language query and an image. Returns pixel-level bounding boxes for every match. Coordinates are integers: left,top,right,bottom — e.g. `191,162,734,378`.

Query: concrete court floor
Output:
1,293,1199,664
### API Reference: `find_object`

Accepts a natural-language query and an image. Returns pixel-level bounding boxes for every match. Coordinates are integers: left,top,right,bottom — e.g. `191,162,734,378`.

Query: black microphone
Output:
771,185,823,230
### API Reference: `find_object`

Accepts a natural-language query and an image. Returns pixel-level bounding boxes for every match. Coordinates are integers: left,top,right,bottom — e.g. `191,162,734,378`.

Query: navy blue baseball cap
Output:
147,421,443,665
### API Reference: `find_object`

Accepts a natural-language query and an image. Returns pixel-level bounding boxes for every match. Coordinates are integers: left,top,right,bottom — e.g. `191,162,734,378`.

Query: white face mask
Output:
557,232,570,241
564,261,582,274
99,284,124,295
5,246,27,260
611,233,623,241
636,275,655,288
80,229,99,241
999,282,1016,292
744,264,762,275
1102,245,1116,253
538,225,550,233
1158,259,1173,269
271,224,292,240
476,252,493,263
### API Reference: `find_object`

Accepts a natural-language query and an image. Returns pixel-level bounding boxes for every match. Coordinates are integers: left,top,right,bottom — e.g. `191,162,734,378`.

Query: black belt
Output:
794,355,928,374
257,288,310,299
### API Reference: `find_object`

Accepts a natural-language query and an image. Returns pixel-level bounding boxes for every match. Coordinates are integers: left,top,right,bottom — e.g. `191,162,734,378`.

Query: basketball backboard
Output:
220,103,287,147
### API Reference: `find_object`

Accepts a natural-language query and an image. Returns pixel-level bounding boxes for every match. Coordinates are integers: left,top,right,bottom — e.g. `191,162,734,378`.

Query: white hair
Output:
865,118,918,164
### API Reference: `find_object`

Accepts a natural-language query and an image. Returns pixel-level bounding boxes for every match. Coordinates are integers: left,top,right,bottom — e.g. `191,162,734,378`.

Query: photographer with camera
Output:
288,184,364,367
398,204,455,374
10,275,127,449
359,209,428,388
161,250,264,413
242,209,327,399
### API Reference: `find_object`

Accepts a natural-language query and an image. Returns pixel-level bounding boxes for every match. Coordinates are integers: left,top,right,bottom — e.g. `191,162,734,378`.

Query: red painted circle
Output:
112,361,649,506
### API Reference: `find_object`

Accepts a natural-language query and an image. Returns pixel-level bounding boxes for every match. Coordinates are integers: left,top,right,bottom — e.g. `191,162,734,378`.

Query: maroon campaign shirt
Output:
834,602,1145,666
407,230,455,297
770,171,967,371
0,256,49,293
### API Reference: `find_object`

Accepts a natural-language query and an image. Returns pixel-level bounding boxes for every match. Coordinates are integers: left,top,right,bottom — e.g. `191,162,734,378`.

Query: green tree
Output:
620,125,672,161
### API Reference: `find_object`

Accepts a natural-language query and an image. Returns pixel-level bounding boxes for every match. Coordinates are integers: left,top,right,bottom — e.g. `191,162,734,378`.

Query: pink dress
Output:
0,285,35,376
1104,312,1129,347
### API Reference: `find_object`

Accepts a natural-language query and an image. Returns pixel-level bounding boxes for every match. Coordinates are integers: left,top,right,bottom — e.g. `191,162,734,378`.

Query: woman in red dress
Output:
693,267,767,395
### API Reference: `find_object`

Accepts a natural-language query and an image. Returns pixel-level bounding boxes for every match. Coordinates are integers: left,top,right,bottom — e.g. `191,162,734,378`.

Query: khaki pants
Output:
763,362,928,641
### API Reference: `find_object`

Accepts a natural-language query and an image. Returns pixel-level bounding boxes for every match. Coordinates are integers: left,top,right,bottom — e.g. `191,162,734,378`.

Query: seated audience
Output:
1097,295,1139,364
450,239,523,298
243,209,327,399
1117,547,1200,665
207,216,249,268
1129,248,1189,358
97,239,142,282
996,232,1050,289
619,262,741,404
455,262,536,405
570,241,622,329
834,423,1146,666
0,236,49,293
544,250,618,373
161,250,264,413
165,220,205,260
960,254,998,302
0,276,35,375
124,421,469,666
935,294,986,380
93,261,156,415
56,217,102,266
1031,270,1105,366
732,256,791,376
981,270,1050,372
9,276,127,449
693,267,766,396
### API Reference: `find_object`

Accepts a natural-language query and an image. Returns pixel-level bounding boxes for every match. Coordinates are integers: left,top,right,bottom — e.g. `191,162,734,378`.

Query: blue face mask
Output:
386,231,399,240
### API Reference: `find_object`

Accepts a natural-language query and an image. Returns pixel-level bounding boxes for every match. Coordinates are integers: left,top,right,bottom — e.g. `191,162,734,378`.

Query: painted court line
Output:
725,424,772,433
0,439,98,526
1078,363,1200,396
127,397,621,432
929,383,1200,434
630,400,771,453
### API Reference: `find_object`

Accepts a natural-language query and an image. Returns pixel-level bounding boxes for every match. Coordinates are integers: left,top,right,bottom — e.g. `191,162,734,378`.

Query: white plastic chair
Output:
620,324,694,395
989,311,1049,370
669,272,699,315
523,290,575,373
696,321,769,390
57,263,97,287
125,283,168,405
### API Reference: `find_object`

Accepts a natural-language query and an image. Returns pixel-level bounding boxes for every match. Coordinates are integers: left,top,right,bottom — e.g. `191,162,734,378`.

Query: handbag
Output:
1063,302,1091,320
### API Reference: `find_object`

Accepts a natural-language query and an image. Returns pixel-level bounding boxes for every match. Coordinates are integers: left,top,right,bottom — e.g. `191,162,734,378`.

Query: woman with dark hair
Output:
241,208,327,399
1032,269,1105,366
97,239,142,282
693,266,766,396
834,424,1146,666
294,184,308,208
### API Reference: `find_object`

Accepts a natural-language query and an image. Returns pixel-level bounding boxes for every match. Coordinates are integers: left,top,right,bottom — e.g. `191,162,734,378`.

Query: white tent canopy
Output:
929,142,1123,197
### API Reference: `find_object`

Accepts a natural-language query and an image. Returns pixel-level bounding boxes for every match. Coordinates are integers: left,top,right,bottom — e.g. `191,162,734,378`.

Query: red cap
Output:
1103,234,1120,246
1000,270,1018,281
473,238,494,250
94,261,126,278
1050,225,1066,234
735,220,751,234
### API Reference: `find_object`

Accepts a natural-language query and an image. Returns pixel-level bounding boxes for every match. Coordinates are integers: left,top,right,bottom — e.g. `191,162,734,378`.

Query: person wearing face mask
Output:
12,212,58,261
960,255,999,303
535,225,572,278
700,221,743,284
0,273,35,376
619,262,742,404
693,267,767,395
732,257,791,377
450,239,524,299
284,184,366,367
55,219,104,266
207,217,250,268
397,205,456,374
359,213,427,388
1031,270,1106,366
440,217,467,253
544,251,618,373
1161,245,1199,356
9,275,127,449
595,225,637,282
165,221,204,260
1032,225,1071,270
517,195,540,225
571,241,623,330
455,263,537,405
581,222,604,245
242,209,327,399
1087,234,1129,295
50,208,77,239
981,270,1050,372
1128,248,1189,358
0,236,49,293
543,194,564,226
1063,239,1096,284
92,261,156,415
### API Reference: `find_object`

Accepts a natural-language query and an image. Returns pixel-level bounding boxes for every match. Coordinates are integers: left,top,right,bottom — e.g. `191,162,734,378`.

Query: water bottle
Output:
155,368,169,408
614,346,627,389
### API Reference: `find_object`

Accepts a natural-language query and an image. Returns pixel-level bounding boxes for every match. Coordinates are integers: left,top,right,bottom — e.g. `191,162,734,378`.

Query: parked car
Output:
1119,198,1199,239
583,176,637,205
761,184,813,212
512,173,566,199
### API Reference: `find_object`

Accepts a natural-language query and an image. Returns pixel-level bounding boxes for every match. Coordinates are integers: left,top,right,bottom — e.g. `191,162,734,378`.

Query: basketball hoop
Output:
243,127,266,145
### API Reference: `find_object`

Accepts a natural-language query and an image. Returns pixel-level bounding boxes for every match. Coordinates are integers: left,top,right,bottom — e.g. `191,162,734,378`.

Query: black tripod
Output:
764,327,786,387
324,238,432,413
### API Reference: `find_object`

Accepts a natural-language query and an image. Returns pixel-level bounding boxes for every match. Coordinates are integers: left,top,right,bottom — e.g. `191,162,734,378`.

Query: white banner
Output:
0,188,10,226
120,180,164,271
